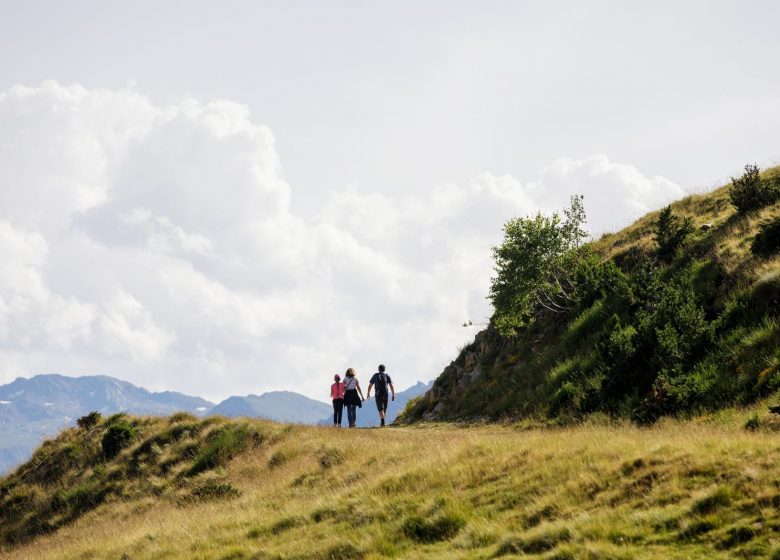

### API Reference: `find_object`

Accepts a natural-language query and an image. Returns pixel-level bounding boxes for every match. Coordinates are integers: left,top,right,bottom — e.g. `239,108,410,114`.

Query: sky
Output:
0,1,779,403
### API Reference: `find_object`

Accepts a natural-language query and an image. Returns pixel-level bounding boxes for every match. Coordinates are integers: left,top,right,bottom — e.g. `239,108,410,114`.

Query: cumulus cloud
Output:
0,81,687,401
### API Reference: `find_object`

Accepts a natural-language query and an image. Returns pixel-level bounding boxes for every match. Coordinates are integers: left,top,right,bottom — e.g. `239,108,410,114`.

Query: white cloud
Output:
0,82,687,401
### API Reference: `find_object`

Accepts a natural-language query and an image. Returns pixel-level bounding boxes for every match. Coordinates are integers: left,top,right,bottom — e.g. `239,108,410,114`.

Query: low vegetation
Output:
5,412,780,558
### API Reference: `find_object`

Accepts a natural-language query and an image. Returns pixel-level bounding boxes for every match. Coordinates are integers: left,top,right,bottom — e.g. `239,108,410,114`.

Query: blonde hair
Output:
345,368,356,378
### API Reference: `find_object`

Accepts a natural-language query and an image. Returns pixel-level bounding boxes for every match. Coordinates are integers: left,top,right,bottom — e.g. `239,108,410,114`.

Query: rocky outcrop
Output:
410,326,498,421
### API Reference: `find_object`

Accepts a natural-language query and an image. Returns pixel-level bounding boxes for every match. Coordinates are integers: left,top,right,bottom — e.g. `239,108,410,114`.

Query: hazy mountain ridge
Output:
209,391,332,424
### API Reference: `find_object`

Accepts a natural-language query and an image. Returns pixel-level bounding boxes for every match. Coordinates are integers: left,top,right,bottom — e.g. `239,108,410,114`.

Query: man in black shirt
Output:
367,364,395,427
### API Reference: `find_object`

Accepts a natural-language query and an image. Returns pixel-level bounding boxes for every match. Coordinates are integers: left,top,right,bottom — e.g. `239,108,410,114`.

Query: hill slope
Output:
0,374,214,474
4,412,780,558
400,167,780,424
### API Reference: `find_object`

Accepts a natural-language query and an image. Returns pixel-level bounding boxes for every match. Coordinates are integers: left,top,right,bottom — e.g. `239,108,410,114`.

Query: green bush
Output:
752,217,780,257
76,411,102,430
318,447,344,469
101,421,138,459
729,164,779,213
655,205,694,260
496,527,572,555
692,486,733,514
169,411,198,423
317,543,364,560
52,482,108,516
190,480,240,501
270,515,306,534
402,512,465,543
186,424,264,476
744,414,761,431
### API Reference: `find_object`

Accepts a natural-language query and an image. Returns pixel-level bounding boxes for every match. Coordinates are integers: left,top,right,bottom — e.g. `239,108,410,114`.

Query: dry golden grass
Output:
6,410,780,559
592,167,780,283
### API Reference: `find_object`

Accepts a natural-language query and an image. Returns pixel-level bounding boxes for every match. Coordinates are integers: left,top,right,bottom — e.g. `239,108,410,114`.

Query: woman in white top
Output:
342,368,365,428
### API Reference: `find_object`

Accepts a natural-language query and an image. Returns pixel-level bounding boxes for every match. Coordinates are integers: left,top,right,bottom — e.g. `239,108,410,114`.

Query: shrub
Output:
317,543,364,560
190,480,240,501
752,217,780,257
655,205,694,260
745,414,761,431
402,512,465,543
186,424,264,476
52,482,108,516
270,515,305,534
76,411,102,430
729,164,779,213
267,449,292,469
169,412,197,423
496,527,572,555
101,421,138,459
692,486,733,514
318,447,344,469
104,412,128,426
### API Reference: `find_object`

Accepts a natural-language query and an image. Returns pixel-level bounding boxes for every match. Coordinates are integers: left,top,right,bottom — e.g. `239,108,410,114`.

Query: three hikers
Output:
331,364,395,428
366,364,395,427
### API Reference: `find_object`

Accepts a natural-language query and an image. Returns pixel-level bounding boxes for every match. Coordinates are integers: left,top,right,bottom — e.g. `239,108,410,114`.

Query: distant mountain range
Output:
0,374,430,474
209,391,333,424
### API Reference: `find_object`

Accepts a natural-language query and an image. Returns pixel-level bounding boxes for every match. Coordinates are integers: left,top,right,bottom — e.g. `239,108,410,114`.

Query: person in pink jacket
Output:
330,374,345,427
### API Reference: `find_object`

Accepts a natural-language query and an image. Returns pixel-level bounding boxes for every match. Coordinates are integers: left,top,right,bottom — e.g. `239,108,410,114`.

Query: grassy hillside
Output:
5,411,780,558
400,166,780,424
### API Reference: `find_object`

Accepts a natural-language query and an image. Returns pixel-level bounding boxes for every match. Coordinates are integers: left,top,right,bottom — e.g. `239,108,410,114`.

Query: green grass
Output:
5,413,780,558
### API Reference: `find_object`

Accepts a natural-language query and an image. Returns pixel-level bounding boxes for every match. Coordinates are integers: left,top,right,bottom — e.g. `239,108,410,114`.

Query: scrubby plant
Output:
101,421,138,459
186,424,264,476
318,447,344,469
655,205,694,260
729,164,779,213
752,216,780,257
270,515,306,535
169,411,198,423
190,480,240,501
745,413,761,431
76,411,102,430
402,512,465,543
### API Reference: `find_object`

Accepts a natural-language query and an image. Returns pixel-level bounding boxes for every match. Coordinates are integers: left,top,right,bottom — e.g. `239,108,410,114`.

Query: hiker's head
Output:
378,364,385,372
334,374,341,382
345,368,355,378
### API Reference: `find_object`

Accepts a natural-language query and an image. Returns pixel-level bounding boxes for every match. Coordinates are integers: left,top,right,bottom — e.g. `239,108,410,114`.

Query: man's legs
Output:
376,394,388,426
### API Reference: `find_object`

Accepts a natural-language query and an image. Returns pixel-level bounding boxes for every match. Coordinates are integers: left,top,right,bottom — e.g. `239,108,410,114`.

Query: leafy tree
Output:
729,164,779,213
489,195,588,335
655,205,693,260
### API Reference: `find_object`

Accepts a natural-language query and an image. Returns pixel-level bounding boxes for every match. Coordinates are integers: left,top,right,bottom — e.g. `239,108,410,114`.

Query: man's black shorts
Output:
375,393,388,412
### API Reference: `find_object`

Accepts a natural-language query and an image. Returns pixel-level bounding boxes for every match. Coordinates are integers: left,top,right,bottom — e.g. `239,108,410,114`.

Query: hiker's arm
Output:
366,382,373,399
357,381,365,400
390,383,395,400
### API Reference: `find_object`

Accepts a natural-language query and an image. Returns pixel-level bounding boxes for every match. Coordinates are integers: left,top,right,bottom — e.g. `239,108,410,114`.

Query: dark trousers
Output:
332,398,344,425
346,404,357,426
